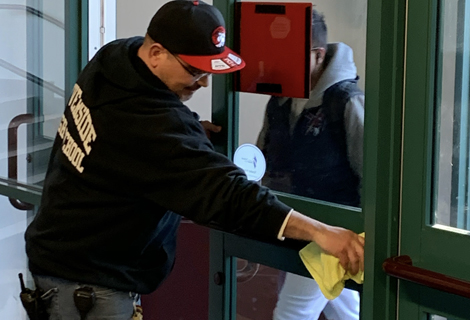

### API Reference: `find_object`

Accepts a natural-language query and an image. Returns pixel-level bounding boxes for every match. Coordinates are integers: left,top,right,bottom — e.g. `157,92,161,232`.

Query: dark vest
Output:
263,79,362,207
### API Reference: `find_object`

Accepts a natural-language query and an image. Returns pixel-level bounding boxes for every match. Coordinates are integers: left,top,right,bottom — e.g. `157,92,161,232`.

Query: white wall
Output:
89,0,117,59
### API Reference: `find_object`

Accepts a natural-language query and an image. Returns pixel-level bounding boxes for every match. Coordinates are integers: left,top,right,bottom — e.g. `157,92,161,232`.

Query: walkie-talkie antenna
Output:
18,273,26,292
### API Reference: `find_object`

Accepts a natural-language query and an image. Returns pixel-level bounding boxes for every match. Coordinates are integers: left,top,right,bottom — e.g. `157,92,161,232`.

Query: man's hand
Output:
200,120,222,139
283,210,364,275
312,224,364,275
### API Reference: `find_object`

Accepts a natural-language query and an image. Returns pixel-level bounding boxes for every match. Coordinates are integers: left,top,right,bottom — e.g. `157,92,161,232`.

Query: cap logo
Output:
211,59,230,70
228,53,242,65
222,57,237,68
212,26,226,48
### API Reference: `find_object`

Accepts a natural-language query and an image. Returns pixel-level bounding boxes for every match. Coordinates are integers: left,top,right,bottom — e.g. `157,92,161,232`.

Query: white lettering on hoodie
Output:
58,84,97,173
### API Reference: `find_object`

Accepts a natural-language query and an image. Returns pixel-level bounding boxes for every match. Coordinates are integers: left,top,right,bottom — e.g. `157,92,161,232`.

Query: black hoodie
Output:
25,37,291,294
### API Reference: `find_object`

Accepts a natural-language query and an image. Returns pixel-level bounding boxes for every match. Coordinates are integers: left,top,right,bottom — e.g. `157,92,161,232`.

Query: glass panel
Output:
236,259,360,320
0,1,65,188
433,0,470,231
238,0,367,208
0,2,65,318
236,260,282,320
236,4,365,316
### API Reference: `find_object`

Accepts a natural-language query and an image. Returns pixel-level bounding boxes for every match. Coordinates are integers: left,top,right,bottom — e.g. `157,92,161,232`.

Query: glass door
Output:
385,0,470,318
0,1,85,318
210,0,367,319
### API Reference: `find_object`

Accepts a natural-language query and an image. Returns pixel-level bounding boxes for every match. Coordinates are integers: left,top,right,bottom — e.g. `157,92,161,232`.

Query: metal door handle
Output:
383,255,470,298
8,114,35,210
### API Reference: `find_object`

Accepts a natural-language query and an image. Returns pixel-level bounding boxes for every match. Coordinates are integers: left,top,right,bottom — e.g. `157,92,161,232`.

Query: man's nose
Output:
196,75,210,87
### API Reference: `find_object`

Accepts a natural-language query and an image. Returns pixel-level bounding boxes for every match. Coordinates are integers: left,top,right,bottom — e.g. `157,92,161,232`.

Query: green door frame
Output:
361,0,406,318
65,0,89,98
209,0,406,319
398,0,470,318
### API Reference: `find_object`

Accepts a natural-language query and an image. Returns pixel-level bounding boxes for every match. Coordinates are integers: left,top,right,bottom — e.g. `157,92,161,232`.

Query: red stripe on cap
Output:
193,1,199,5
178,47,246,74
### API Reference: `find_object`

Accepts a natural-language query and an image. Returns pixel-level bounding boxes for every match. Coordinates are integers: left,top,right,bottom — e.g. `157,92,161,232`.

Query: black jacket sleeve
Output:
85,98,291,240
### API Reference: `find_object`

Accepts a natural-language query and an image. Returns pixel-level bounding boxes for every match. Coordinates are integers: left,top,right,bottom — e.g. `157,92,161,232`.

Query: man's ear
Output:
147,43,166,68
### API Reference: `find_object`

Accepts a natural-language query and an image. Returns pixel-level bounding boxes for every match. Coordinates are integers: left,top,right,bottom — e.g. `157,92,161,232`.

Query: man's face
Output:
310,48,323,75
157,52,210,101
309,47,326,90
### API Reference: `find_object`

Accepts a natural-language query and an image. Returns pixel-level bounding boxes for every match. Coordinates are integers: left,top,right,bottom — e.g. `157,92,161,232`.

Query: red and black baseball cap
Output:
147,0,245,74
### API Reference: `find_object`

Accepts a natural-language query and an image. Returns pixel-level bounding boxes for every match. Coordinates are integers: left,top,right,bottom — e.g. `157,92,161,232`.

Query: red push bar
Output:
383,255,470,299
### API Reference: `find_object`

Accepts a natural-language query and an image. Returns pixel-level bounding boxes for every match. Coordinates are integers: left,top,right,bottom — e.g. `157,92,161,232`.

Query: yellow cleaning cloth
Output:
299,232,365,300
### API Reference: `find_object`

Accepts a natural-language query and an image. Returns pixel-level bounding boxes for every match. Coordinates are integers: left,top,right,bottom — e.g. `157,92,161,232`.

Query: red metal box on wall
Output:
235,2,312,98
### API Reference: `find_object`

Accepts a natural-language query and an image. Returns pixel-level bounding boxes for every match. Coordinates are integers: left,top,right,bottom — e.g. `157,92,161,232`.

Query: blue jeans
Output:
33,274,140,320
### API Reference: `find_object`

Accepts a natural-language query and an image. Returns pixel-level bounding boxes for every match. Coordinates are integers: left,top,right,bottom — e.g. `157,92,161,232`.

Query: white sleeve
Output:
344,95,364,181
277,209,293,240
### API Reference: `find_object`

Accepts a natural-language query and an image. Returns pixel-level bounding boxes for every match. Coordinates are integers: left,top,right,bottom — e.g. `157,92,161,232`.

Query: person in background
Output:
24,1,364,319
257,9,364,320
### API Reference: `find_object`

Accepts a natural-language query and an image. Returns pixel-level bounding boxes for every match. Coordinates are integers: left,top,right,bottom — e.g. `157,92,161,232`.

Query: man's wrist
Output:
281,210,326,243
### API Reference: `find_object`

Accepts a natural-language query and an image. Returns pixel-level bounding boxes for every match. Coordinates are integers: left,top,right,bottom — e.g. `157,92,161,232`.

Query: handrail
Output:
8,114,35,210
0,177,42,207
383,255,470,299
0,4,64,29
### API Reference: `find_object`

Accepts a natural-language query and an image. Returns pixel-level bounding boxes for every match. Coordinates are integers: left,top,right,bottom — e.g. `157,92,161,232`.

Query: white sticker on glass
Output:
233,144,266,182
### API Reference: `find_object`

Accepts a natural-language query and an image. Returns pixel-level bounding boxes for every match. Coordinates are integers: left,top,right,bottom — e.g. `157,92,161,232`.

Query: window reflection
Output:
430,314,456,320
237,260,280,320
238,0,366,209
0,2,65,187
237,1,366,319
0,2,65,319
433,0,470,231
236,260,360,320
